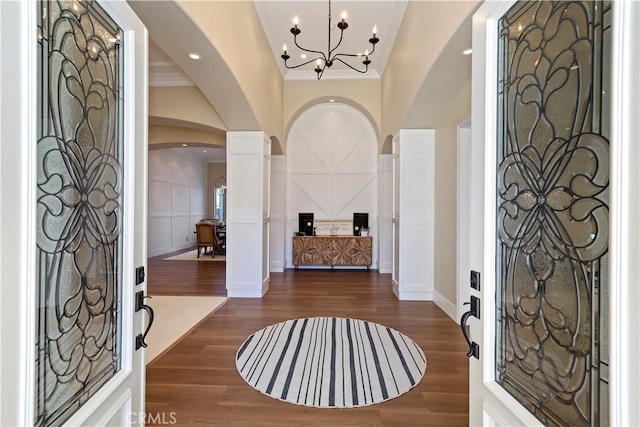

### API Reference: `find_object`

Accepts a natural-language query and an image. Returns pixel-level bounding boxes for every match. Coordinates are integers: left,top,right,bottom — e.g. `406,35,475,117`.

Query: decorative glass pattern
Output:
36,1,123,426
496,1,610,425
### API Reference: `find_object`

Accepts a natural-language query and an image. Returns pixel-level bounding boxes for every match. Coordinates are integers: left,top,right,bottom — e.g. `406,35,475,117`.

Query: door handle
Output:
135,291,154,350
460,295,480,359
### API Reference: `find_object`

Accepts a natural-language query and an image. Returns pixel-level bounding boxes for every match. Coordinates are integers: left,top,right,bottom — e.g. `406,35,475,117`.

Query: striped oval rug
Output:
236,317,427,408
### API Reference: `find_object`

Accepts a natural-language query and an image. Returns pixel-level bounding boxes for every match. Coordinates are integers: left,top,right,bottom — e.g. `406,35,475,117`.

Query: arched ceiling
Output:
128,0,261,131
402,14,474,129
254,1,407,80
286,96,380,147
130,1,480,156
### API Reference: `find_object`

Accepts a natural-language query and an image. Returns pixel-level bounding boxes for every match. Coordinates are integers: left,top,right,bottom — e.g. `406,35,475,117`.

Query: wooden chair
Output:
195,222,217,258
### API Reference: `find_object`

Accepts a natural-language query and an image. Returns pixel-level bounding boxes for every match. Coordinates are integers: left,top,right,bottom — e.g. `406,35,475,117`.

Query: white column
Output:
269,155,286,272
378,155,393,274
226,131,271,297
392,130,435,300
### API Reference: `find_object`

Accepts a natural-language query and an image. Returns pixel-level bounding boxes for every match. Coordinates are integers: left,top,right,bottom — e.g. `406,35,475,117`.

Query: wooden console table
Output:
292,236,372,269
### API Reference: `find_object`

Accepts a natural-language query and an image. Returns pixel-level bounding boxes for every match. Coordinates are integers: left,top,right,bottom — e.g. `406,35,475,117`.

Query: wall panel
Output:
286,103,378,269
172,184,190,215
270,156,286,272
148,148,172,181
148,148,206,257
392,130,435,301
379,155,393,273
149,180,172,214
148,217,172,253
226,132,270,297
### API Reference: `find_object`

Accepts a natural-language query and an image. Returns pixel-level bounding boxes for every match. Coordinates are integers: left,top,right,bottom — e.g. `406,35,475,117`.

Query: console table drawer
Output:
292,236,372,268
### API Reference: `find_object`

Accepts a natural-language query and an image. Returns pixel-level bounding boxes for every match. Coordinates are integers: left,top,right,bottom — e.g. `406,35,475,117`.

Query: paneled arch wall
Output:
148,148,207,257
285,103,380,269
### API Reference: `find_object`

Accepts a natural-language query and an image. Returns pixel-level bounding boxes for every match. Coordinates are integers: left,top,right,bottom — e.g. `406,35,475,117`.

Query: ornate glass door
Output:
30,1,148,425
464,0,637,425
36,2,124,425
495,2,610,425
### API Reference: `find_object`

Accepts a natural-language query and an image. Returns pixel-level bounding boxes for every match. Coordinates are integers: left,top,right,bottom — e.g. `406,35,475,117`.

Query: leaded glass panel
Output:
496,1,610,426
36,1,123,425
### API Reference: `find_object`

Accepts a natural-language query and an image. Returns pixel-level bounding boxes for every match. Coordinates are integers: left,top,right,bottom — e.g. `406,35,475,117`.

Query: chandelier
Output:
280,0,379,80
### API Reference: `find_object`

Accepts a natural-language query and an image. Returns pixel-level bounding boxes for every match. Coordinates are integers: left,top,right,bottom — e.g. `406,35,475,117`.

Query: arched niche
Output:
381,135,393,154
285,97,381,154
270,136,284,155
284,102,379,269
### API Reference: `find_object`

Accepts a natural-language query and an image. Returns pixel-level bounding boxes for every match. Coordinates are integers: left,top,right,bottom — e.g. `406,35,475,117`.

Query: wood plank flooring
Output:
146,252,469,426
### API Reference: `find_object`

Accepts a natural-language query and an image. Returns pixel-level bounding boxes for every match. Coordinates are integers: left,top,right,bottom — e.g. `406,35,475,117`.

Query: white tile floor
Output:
146,295,228,364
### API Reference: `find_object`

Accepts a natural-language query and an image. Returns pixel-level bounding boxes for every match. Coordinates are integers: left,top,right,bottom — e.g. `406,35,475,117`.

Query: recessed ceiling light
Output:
188,52,201,60
329,99,335,102
462,48,473,56
203,150,207,153
181,144,188,147
300,54,307,59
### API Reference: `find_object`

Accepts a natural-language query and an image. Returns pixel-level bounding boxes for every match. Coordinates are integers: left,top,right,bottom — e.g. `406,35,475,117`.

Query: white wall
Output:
286,103,379,269
226,132,270,297
206,162,227,219
148,148,207,257
379,155,393,274
433,79,472,320
392,130,435,301
270,156,286,272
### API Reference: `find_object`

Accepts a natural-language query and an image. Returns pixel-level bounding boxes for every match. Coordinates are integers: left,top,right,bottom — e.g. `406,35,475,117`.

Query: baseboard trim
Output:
397,291,433,301
392,280,433,301
148,243,191,258
227,282,269,298
148,247,172,258
270,262,284,273
433,290,458,322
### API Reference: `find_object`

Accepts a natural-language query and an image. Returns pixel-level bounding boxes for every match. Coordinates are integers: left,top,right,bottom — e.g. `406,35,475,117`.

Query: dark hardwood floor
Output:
146,251,469,426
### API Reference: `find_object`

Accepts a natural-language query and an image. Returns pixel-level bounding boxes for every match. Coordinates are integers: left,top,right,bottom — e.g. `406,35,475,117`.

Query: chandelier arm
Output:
331,52,364,60
331,42,377,61
283,57,324,70
333,57,369,74
328,29,345,57
327,0,331,61
293,35,327,59
330,43,377,63
316,66,326,80
280,0,378,79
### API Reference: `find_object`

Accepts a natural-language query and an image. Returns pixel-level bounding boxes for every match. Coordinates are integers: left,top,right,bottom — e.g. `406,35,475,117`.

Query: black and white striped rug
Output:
236,317,427,408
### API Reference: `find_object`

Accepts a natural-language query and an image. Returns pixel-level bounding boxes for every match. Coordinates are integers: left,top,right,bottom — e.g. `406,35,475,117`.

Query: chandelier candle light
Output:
281,0,379,79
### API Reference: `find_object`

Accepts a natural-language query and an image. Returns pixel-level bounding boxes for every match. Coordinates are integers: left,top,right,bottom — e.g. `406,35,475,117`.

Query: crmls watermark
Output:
128,412,177,425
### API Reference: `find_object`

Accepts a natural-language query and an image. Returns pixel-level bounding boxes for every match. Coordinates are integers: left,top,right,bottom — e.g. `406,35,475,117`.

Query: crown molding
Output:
149,74,195,87
284,69,381,81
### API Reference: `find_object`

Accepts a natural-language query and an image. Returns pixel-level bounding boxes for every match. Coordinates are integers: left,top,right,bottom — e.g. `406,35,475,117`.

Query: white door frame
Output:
609,1,640,423
469,1,640,425
0,1,149,425
456,117,471,322
1,2,39,424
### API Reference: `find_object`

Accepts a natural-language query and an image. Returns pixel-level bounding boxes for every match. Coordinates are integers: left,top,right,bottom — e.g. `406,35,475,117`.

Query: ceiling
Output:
149,143,225,161
254,1,408,80
145,1,409,159
177,146,226,162
149,40,193,87
147,1,407,85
